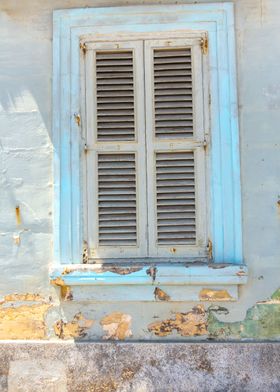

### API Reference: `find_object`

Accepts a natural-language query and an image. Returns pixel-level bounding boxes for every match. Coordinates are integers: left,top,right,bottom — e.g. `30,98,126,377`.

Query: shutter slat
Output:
96,50,135,141
156,151,196,245
98,153,137,246
153,47,193,138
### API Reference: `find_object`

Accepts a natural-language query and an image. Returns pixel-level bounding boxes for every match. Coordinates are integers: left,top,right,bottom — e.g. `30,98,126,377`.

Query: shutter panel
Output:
145,38,208,258
153,47,193,138
98,153,137,246
95,50,135,141
156,151,196,245
85,41,147,259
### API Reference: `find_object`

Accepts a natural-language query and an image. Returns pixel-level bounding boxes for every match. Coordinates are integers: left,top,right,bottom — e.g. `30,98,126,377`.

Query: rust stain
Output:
200,36,208,55
236,270,246,276
51,277,73,301
82,243,89,264
148,305,207,337
13,233,20,246
199,288,233,301
146,266,157,282
74,113,81,126
54,313,94,340
0,303,51,339
207,239,213,260
15,206,21,225
154,287,170,301
100,312,132,340
60,286,73,301
80,42,87,55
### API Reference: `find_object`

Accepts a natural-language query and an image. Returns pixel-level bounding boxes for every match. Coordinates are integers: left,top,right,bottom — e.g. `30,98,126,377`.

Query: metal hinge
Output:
82,242,89,264
80,42,87,55
207,239,213,260
200,36,208,55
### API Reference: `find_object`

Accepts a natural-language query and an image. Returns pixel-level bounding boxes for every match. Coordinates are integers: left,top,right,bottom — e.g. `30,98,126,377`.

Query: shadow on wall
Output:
0,12,52,134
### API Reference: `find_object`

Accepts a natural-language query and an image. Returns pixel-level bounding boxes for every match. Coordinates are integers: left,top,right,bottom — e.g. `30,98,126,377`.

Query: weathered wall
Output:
0,342,279,391
0,0,279,341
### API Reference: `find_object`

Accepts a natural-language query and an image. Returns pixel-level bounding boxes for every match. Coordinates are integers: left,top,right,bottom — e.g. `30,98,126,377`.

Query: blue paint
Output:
51,264,248,286
53,4,243,273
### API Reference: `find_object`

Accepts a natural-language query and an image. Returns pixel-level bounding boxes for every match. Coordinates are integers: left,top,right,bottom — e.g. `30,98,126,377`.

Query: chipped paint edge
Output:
50,264,247,301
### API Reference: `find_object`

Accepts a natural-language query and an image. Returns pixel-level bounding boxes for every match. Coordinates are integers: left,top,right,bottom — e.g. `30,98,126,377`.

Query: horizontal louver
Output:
98,153,137,246
96,50,135,141
153,48,193,138
156,151,196,245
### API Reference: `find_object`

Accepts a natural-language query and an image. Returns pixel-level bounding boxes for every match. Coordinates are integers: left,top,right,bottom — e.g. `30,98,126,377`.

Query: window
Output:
51,4,247,300
84,37,208,260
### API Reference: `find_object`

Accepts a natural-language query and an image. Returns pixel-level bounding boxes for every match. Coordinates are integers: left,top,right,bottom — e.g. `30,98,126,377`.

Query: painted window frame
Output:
51,3,247,300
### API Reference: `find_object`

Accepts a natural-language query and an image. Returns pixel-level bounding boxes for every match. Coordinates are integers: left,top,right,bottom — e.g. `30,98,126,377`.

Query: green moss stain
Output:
207,288,280,340
271,288,280,301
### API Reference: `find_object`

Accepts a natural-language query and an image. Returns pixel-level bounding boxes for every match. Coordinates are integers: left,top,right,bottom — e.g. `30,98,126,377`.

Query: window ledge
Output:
50,263,248,302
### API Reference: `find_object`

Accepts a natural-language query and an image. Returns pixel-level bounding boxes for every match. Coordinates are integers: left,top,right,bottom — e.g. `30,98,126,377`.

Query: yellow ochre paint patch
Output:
54,313,94,340
100,312,132,340
148,305,208,337
0,303,51,339
199,288,233,301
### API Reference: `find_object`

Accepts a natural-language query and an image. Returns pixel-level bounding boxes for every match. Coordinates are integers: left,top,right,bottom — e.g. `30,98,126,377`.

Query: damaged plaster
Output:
208,288,280,340
148,289,280,340
148,305,208,337
100,312,132,340
199,288,233,301
54,313,94,340
0,301,51,339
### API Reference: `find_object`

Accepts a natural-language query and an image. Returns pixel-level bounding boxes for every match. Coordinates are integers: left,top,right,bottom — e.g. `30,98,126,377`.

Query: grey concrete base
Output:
0,342,279,392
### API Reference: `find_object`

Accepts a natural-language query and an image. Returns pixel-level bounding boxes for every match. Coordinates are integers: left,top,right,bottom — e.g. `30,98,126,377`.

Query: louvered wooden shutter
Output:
85,41,147,259
145,38,208,258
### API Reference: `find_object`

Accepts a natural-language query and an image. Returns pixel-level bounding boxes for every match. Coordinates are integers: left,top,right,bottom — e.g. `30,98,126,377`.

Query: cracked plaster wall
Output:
0,0,279,341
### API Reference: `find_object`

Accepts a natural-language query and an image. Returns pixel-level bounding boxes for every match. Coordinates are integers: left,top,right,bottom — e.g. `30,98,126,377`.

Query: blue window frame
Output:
51,4,247,301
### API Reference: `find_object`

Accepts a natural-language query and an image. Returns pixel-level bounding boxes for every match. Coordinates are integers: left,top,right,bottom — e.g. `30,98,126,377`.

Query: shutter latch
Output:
200,36,208,55
203,135,209,151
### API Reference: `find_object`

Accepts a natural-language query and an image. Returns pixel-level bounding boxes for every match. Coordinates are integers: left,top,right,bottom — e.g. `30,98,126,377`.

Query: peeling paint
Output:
51,277,66,286
0,303,51,339
54,313,94,340
100,312,132,340
13,233,21,246
154,287,170,301
199,288,233,301
146,266,157,282
3,293,44,302
207,288,280,339
51,277,73,300
148,305,208,337
61,265,142,275
60,286,73,301
271,289,280,302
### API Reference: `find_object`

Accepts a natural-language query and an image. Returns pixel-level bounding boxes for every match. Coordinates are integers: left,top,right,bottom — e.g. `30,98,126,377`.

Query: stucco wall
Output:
0,0,279,341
